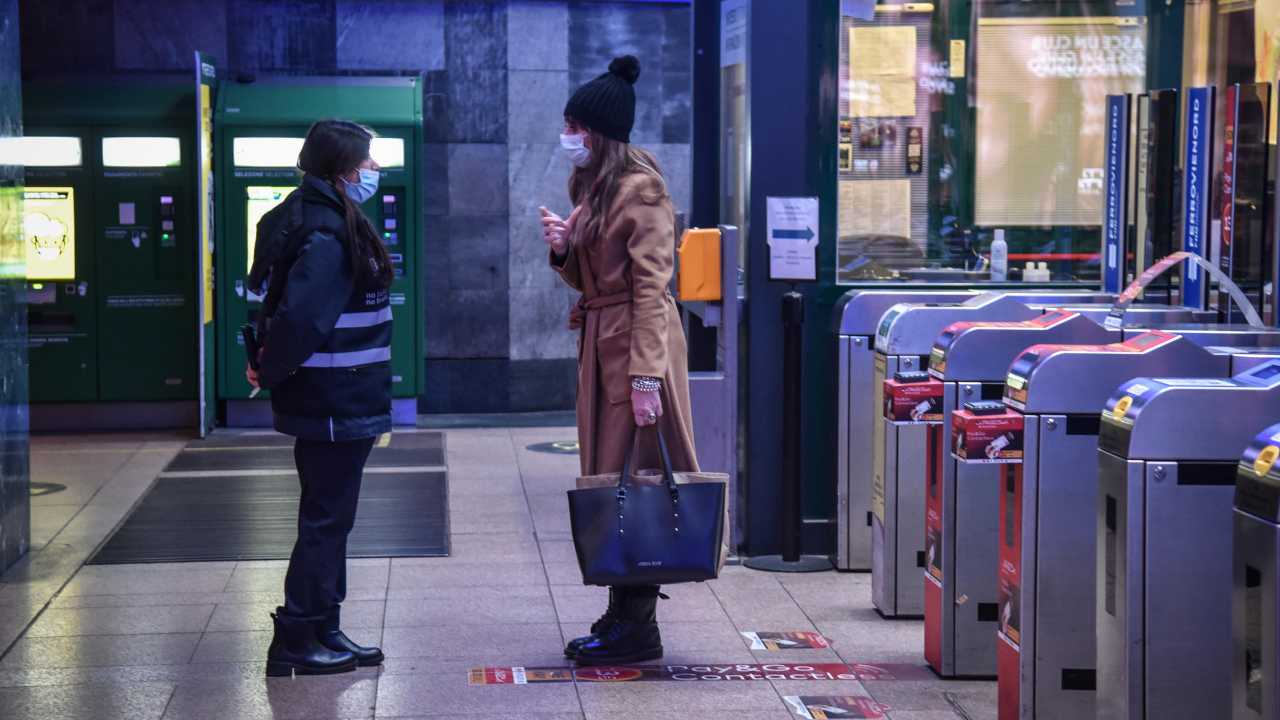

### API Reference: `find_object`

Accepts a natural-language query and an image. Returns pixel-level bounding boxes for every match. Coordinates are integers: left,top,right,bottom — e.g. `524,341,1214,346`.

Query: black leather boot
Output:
265,609,357,677
574,586,664,666
320,608,384,667
565,587,622,658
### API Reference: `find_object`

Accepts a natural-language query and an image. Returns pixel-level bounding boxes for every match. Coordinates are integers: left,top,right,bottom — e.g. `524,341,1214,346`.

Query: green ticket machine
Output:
214,77,423,425
22,80,199,428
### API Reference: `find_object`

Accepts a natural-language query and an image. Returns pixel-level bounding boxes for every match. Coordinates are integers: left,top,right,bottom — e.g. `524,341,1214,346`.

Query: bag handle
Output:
617,427,679,496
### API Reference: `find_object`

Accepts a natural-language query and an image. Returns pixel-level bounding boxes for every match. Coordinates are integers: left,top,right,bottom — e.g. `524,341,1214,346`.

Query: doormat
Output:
469,662,934,685
741,631,831,650
88,431,449,563
785,695,893,719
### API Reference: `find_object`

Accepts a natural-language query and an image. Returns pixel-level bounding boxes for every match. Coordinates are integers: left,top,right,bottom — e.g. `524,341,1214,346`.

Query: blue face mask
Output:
343,168,380,204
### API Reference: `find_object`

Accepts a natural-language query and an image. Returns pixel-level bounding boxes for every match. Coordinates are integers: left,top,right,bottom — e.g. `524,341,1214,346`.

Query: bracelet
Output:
631,376,661,393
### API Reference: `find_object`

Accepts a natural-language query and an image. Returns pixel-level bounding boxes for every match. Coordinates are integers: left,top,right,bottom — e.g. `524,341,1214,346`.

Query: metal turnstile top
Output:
928,310,1114,381
1100,360,1280,460
1004,331,1228,414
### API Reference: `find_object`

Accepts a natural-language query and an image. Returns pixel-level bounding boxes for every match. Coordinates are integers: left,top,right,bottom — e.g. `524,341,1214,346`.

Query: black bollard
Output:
745,289,833,573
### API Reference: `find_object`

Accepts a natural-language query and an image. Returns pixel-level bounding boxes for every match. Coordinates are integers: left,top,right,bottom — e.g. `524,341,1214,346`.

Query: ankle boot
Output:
565,587,622,658
574,587,663,666
319,608,384,667
265,609,358,677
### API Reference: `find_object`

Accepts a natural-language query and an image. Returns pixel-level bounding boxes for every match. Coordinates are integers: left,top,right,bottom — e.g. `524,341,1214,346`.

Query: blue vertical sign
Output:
1181,87,1214,310
1102,95,1129,294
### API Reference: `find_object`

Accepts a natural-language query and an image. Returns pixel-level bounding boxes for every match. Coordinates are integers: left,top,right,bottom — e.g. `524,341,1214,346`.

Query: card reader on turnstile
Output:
1233,422,1280,720
921,310,1115,675
995,331,1239,720
1096,360,1280,720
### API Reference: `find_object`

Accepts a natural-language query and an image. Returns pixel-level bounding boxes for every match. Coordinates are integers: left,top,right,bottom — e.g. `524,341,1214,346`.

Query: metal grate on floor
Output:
89,430,449,564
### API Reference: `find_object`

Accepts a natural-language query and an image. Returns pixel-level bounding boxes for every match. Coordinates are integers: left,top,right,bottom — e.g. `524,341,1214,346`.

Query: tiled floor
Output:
0,428,996,719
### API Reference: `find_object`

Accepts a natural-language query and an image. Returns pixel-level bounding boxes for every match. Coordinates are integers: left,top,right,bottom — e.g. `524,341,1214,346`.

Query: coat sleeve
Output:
550,242,583,291
257,231,354,389
617,178,676,379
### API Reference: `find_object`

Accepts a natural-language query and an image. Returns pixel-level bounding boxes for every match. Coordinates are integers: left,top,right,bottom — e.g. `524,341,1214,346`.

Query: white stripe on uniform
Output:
300,346,392,368
334,307,393,328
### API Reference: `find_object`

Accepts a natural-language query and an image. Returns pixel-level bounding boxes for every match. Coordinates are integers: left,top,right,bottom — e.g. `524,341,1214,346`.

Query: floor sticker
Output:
469,662,933,685
785,695,892,719
742,631,831,650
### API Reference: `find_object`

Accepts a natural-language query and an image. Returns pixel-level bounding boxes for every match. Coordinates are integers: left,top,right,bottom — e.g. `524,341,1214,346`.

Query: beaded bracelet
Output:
631,376,661,393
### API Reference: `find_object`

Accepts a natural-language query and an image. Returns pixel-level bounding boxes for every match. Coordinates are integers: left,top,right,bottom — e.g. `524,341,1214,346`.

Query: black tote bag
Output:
567,430,726,586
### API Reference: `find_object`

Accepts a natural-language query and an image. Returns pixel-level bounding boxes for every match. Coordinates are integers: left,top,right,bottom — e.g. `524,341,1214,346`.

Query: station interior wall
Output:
17,0,694,414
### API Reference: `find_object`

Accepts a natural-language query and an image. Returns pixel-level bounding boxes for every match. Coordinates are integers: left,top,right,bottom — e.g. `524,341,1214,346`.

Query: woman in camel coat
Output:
541,55,698,667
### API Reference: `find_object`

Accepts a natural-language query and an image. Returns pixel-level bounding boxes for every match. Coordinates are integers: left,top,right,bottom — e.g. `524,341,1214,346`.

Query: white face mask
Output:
560,132,591,168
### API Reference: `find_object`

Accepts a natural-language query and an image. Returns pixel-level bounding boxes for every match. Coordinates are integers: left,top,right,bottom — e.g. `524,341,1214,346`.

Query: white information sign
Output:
766,196,819,282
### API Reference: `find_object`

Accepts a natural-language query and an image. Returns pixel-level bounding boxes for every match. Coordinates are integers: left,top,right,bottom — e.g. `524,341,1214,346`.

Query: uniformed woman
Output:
246,119,393,677
541,55,699,666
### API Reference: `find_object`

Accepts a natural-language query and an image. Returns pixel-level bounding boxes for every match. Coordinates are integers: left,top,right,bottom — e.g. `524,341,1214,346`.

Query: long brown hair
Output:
297,120,394,290
567,129,669,242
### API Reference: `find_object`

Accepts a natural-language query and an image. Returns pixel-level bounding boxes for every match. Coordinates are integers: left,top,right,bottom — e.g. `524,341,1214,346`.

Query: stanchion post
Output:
745,287,833,573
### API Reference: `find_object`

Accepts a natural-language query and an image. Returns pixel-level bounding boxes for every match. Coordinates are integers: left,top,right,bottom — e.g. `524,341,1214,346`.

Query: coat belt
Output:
568,291,631,330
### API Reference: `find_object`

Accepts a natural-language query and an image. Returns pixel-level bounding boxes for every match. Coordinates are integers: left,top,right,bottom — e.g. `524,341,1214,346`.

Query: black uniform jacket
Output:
251,174,393,442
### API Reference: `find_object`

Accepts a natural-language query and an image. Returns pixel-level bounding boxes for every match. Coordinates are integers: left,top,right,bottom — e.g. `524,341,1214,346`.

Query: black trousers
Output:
282,435,376,621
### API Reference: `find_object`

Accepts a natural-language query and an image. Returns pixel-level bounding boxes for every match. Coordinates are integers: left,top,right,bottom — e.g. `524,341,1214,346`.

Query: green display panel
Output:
214,77,424,405
24,81,200,407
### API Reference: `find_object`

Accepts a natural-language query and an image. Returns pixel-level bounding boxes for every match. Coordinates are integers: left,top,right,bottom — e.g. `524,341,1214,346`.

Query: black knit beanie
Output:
564,55,641,143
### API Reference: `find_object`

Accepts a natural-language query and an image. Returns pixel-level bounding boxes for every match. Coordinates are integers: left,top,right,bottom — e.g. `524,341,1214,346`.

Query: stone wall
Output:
18,0,693,413
0,0,30,573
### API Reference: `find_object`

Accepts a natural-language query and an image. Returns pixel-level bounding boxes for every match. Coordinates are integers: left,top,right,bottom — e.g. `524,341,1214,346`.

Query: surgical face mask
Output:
343,168,380,204
560,132,591,168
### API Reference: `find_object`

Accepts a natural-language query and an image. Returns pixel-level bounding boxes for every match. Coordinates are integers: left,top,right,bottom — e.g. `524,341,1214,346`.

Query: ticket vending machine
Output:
215,77,424,424
23,81,199,425
21,137,94,402
1095,360,1280,720
1233,422,1280,720
996,332,1254,719
922,310,1115,677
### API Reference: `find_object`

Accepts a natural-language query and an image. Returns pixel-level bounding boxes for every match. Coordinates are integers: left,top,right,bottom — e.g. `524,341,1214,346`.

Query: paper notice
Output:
838,179,912,240
850,26,917,77
850,78,916,118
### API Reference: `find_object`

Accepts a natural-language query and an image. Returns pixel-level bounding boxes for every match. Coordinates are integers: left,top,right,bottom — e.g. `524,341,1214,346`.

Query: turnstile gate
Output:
1096,359,1280,720
836,289,977,571
996,331,1241,719
871,293,1050,615
1233,422,1280,720
921,310,1115,675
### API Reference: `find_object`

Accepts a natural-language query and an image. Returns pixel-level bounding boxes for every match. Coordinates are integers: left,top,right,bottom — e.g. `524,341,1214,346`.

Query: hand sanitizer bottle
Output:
990,229,1007,282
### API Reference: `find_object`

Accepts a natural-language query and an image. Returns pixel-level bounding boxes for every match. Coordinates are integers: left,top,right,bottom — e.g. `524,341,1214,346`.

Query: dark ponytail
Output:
297,119,395,290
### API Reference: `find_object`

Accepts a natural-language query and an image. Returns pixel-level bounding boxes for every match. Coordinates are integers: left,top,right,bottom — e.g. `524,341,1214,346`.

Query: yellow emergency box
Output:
677,227,722,302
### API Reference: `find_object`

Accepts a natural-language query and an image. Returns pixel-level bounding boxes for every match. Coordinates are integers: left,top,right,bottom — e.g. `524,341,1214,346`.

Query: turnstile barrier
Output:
1096,360,1280,720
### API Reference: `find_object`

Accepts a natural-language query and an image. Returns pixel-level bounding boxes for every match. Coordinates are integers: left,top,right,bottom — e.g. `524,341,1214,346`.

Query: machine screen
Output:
101,137,181,167
370,138,405,168
245,186,296,273
234,137,303,168
0,136,82,167
1249,363,1280,380
234,137,403,168
974,18,1146,226
23,187,76,280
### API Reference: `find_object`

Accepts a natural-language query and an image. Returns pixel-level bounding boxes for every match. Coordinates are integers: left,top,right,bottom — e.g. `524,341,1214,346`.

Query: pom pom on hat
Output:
564,55,641,144
608,55,642,85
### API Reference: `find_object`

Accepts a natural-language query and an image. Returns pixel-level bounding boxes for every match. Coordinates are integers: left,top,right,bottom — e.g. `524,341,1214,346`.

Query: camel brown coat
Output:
552,172,699,476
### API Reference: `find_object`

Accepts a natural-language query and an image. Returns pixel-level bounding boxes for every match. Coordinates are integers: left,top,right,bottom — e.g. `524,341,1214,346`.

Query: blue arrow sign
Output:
772,227,815,241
